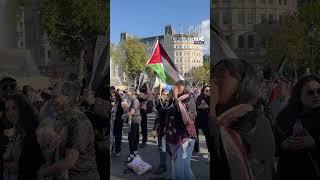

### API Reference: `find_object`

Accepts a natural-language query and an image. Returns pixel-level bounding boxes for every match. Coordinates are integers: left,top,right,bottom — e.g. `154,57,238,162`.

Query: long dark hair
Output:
201,85,210,96
140,83,148,94
212,59,261,113
6,94,38,135
196,85,210,106
111,92,122,103
277,75,320,124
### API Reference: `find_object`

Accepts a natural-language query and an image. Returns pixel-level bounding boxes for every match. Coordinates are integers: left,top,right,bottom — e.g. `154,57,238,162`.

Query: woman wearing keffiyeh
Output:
165,80,197,180
210,59,275,180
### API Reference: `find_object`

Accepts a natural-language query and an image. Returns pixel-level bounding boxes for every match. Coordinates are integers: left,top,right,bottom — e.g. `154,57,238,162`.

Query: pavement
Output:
110,113,210,180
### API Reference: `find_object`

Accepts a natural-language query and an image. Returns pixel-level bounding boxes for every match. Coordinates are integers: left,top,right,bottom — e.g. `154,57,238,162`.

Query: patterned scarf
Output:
217,104,255,180
167,94,195,160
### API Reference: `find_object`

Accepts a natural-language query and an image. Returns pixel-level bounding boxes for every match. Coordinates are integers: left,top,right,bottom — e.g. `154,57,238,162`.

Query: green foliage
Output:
42,0,108,62
265,1,320,76
17,0,24,7
190,62,210,84
111,38,148,81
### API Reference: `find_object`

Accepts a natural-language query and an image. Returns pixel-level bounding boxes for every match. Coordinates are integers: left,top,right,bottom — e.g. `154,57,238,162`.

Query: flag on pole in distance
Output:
211,22,238,65
138,73,149,89
146,40,184,85
89,34,109,92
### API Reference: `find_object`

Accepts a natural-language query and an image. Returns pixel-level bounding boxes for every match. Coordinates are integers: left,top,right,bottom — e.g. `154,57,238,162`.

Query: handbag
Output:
126,155,152,176
185,117,196,138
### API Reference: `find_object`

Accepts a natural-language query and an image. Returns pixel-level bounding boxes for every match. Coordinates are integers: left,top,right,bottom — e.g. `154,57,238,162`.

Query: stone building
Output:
212,0,297,65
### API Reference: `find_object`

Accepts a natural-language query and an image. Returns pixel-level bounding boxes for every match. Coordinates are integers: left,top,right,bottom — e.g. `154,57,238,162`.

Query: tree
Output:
41,0,108,62
190,62,210,84
265,1,320,76
111,38,148,81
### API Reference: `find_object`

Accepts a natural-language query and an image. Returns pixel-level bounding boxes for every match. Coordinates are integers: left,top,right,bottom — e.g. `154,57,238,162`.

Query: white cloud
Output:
190,19,210,55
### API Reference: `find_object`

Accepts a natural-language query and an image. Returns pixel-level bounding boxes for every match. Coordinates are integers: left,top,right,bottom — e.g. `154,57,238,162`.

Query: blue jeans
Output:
171,139,195,180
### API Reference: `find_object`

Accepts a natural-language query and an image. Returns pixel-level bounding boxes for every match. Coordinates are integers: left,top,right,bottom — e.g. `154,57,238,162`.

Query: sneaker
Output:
125,155,134,164
153,166,167,175
116,152,120,157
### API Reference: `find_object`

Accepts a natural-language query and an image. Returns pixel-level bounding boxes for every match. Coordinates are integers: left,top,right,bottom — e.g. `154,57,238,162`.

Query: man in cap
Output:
37,79,100,180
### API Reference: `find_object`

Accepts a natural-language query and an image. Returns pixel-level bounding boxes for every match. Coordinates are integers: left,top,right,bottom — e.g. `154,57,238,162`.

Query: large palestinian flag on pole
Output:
146,40,184,85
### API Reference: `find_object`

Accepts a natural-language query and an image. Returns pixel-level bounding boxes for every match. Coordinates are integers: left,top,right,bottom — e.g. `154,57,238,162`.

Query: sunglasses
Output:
306,88,320,96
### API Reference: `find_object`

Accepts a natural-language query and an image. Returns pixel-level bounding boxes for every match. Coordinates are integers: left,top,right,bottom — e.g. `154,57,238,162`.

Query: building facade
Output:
212,0,297,65
17,0,79,77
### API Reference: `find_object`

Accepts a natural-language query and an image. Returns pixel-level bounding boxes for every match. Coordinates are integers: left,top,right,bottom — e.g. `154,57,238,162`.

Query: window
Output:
279,0,281,5
269,0,273,4
261,14,267,24
248,35,255,48
248,12,254,24
238,11,245,24
269,14,274,24
176,52,179,56
261,0,266,4
284,0,287,5
222,0,229,4
225,35,232,46
223,12,231,25
261,36,266,48
48,50,51,59
238,35,245,48
179,52,182,56
279,15,283,24
213,12,220,24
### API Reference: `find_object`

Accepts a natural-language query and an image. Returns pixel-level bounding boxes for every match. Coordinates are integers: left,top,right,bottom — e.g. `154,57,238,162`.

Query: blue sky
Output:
110,0,210,48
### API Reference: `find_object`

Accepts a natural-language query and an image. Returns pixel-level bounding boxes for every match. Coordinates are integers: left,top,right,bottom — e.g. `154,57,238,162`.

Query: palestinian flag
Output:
277,53,286,76
146,40,184,85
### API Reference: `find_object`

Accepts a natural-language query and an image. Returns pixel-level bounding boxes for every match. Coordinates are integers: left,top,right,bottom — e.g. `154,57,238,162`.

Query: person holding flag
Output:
145,39,198,179
166,80,197,180
146,39,184,85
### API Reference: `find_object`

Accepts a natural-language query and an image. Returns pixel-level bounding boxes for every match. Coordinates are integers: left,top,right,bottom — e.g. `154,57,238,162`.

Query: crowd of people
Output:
110,80,211,180
211,59,320,180
0,74,108,180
